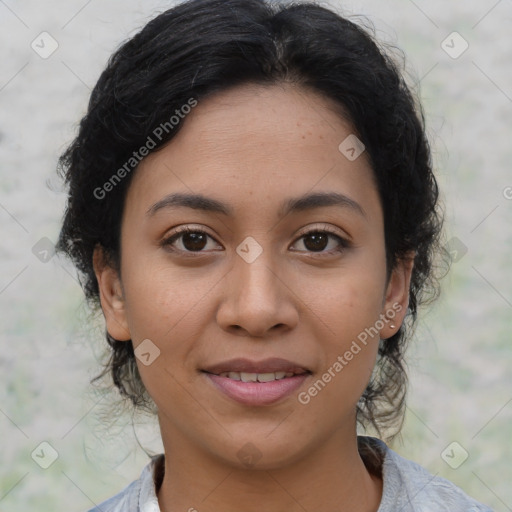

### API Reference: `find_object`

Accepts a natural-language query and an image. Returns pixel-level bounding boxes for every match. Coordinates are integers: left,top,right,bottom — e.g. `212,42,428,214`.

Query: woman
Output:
56,0,493,510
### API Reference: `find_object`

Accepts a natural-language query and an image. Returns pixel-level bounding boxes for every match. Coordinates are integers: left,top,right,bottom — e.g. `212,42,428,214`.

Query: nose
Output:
215,249,299,338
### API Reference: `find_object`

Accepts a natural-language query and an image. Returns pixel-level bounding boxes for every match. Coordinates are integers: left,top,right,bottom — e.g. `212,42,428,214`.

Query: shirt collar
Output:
138,453,165,512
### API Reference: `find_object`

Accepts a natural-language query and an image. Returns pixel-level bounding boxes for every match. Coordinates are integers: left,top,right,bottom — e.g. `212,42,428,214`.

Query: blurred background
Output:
0,0,510,510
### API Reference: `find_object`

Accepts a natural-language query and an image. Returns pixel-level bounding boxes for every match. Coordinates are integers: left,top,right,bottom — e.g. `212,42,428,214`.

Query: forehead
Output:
124,83,380,224
168,83,354,166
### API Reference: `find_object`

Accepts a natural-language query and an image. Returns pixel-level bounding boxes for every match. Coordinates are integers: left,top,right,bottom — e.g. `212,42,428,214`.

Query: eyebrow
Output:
146,191,366,219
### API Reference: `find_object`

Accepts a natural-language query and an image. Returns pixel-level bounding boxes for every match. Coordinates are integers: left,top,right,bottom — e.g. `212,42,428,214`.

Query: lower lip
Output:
203,372,310,406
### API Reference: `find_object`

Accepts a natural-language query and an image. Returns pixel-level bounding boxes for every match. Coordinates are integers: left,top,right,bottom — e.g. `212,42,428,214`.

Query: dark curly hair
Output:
56,0,446,442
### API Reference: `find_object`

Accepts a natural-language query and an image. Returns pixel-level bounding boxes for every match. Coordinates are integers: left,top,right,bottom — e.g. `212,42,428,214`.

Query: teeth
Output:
217,371,294,382
256,372,277,383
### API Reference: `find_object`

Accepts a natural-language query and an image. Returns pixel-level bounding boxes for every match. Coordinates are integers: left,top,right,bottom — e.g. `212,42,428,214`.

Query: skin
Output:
94,82,413,512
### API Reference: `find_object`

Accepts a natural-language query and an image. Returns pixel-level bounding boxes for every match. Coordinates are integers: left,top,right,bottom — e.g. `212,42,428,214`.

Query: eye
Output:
161,226,222,254
290,226,350,255
161,224,350,256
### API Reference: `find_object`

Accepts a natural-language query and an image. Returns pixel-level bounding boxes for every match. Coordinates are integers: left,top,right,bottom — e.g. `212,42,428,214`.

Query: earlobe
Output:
380,253,415,339
92,245,131,341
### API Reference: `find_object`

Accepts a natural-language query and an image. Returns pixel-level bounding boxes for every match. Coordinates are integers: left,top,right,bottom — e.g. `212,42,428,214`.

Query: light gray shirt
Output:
87,437,493,512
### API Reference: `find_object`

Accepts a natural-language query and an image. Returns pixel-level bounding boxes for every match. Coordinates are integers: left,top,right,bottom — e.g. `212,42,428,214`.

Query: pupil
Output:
184,232,206,251
181,232,329,252
304,233,327,252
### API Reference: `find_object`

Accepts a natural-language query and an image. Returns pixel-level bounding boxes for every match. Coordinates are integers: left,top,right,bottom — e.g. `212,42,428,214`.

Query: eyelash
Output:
160,225,350,257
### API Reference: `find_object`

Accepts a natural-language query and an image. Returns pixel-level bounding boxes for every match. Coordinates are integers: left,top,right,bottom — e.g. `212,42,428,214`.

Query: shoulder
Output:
366,437,494,512
86,478,140,512
85,454,164,512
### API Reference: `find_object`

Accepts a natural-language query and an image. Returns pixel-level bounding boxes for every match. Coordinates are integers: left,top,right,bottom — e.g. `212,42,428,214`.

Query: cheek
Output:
305,259,387,337
300,264,386,397
297,290,382,420
121,254,199,337
120,255,224,379
322,284,383,361
120,262,211,404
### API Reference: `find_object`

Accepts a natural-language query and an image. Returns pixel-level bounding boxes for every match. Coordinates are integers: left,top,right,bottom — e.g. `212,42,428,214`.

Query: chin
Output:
211,431,313,471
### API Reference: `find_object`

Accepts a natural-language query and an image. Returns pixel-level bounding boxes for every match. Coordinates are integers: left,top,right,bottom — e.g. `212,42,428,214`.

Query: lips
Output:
201,357,311,376
201,358,312,406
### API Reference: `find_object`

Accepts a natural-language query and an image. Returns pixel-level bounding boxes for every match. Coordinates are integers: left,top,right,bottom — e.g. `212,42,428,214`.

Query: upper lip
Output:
202,358,311,375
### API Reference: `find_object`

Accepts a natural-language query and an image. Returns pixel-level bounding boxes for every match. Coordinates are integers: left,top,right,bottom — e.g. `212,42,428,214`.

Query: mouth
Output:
201,358,312,406
205,370,306,382
201,357,311,379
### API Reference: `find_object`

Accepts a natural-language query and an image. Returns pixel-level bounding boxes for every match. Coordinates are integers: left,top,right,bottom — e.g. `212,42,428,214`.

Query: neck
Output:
156,427,383,512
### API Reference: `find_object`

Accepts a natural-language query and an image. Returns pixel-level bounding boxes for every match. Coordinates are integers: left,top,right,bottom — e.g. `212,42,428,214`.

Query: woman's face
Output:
95,83,411,469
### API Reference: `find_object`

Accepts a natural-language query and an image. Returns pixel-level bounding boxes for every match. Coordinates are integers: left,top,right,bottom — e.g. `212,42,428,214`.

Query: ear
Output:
92,245,131,341
379,252,415,339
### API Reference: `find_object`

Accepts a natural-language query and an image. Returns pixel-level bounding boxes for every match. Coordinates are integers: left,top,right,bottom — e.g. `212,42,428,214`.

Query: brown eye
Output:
302,232,329,252
162,228,222,254
180,231,208,251
291,229,350,255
